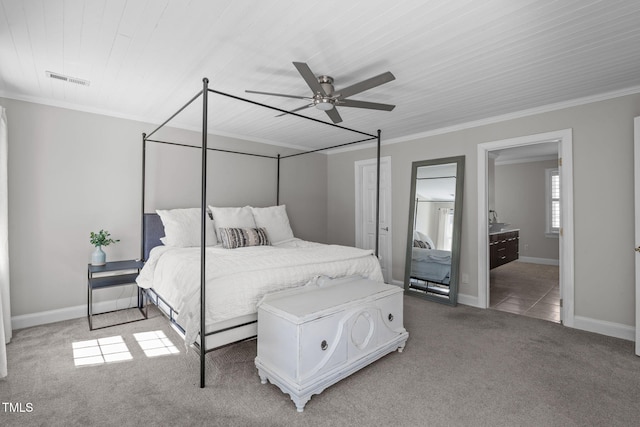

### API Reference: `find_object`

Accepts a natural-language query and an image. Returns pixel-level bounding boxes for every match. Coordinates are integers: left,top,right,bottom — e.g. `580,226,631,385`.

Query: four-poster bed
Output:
138,78,384,388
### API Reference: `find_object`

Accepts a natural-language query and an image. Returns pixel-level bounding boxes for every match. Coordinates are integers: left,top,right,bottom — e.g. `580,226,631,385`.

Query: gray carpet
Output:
1,296,639,426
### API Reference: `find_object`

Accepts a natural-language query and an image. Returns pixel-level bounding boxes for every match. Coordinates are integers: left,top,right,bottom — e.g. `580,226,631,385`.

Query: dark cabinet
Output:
489,230,519,269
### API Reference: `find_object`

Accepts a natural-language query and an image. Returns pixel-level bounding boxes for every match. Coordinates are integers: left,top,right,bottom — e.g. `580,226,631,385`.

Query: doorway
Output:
477,130,575,327
488,145,560,322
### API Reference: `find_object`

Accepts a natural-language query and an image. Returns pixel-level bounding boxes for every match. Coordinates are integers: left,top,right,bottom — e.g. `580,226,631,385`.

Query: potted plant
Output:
89,229,119,266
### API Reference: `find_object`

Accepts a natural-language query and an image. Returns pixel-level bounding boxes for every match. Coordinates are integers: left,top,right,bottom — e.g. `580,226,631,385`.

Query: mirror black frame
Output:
404,155,465,306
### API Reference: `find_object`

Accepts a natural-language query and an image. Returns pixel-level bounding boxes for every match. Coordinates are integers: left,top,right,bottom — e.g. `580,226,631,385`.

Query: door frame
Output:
633,116,640,355
355,156,392,282
477,129,575,327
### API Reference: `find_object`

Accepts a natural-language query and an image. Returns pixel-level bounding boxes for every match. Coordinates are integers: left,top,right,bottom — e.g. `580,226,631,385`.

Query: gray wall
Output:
494,159,560,261
5,91,640,330
3,97,327,317
328,93,640,328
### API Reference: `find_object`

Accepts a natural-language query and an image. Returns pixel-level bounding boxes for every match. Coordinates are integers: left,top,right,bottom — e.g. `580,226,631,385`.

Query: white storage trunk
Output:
255,276,409,412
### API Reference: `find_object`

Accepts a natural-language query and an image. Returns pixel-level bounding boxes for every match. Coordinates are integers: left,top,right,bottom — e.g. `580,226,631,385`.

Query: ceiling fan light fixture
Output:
314,98,335,110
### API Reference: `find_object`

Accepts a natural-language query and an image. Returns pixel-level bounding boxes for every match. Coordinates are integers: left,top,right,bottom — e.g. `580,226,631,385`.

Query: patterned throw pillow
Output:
413,239,431,249
219,227,271,249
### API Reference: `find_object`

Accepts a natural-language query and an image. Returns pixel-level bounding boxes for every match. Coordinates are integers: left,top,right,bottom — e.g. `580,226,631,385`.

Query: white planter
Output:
91,246,106,266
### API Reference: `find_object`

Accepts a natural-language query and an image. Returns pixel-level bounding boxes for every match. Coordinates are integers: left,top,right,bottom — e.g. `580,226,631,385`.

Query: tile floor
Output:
489,261,560,323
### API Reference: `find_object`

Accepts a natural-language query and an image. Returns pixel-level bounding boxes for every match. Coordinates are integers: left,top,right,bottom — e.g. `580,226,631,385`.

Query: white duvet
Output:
136,238,383,344
412,247,451,264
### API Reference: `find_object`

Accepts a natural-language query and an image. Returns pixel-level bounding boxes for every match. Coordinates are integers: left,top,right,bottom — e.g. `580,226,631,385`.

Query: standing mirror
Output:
404,156,465,306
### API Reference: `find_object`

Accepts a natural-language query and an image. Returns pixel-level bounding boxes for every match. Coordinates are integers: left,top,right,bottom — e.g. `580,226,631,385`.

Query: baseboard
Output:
14,290,633,343
456,293,481,308
517,256,559,266
572,315,635,342
444,293,634,342
11,296,139,331
395,277,480,308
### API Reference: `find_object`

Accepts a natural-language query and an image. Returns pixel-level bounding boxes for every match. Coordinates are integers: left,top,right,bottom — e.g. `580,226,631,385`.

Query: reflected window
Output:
442,208,454,250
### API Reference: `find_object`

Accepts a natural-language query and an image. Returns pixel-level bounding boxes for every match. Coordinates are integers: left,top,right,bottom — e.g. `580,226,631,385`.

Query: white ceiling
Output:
2,0,640,150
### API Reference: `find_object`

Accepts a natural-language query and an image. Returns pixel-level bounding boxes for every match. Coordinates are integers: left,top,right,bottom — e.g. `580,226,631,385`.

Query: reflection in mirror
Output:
404,156,465,306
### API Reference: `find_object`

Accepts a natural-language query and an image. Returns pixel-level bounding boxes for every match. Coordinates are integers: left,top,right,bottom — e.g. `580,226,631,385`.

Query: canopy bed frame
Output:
139,78,384,388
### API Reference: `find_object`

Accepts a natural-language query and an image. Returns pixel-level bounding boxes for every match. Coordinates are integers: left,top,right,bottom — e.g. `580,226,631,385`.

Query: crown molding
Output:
3,83,640,157
0,90,312,153
326,84,640,155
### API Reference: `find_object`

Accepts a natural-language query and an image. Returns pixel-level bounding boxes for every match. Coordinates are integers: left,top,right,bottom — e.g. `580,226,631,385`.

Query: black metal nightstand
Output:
87,260,147,330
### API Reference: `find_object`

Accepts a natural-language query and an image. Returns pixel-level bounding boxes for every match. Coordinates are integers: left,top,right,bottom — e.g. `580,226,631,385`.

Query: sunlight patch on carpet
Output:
133,330,180,357
72,336,133,366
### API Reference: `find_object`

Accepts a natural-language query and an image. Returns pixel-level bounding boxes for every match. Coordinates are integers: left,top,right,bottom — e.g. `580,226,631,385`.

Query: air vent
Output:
46,71,90,86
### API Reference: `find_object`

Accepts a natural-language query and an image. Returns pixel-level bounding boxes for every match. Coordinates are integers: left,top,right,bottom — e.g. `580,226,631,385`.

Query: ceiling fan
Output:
246,62,396,124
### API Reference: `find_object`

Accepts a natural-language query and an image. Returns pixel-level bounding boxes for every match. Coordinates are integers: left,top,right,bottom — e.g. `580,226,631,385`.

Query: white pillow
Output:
208,206,256,240
251,205,294,244
156,208,217,247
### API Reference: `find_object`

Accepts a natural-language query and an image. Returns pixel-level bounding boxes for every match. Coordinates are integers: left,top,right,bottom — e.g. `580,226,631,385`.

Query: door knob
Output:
636,246,640,252
381,227,389,231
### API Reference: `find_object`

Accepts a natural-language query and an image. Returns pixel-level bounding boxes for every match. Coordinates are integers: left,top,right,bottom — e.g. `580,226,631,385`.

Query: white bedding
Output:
411,247,452,284
412,247,451,264
136,238,383,344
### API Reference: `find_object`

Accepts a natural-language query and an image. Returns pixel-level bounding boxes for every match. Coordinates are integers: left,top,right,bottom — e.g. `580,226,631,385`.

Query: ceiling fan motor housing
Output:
318,75,335,93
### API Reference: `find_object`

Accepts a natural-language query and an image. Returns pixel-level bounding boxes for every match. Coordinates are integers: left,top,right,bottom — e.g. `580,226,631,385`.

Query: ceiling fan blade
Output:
245,90,310,100
339,99,396,111
292,62,327,96
337,71,395,99
325,108,343,124
275,103,314,117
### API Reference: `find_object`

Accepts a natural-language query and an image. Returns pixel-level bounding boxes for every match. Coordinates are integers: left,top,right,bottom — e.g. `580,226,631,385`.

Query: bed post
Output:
141,133,147,261
276,154,281,205
200,78,209,388
375,129,381,258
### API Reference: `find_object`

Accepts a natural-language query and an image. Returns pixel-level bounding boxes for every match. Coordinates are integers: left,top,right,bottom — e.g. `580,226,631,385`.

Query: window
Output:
546,168,560,236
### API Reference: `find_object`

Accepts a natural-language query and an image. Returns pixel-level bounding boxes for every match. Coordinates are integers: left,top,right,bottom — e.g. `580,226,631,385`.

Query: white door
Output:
633,116,640,356
355,157,392,283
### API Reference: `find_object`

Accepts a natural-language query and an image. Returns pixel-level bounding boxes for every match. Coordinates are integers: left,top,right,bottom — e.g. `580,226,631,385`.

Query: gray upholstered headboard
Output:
143,213,165,261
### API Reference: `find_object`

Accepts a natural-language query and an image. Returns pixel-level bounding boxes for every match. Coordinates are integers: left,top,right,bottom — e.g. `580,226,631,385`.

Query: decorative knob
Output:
388,313,394,322
321,340,328,351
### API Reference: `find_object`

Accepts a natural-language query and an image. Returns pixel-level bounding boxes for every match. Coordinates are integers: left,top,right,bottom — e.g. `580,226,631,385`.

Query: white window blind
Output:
546,168,560,235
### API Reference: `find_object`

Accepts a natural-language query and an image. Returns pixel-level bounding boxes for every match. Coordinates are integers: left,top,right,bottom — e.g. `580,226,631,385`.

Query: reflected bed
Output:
408,246,451,296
